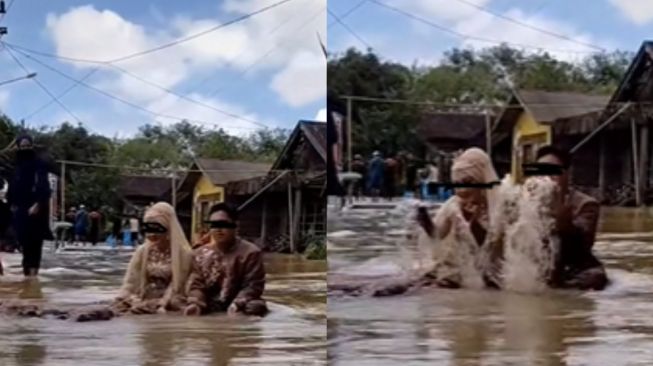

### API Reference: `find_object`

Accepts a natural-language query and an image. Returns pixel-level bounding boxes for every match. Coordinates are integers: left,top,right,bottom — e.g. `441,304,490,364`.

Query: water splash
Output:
495,176,559,293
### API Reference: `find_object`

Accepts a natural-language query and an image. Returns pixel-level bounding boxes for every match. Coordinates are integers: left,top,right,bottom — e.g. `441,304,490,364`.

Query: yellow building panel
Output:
511,111,552,182
191,174,224,243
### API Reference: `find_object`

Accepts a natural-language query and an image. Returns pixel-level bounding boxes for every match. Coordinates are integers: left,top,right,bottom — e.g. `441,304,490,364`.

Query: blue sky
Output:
0,0,326,138
328,0,653,66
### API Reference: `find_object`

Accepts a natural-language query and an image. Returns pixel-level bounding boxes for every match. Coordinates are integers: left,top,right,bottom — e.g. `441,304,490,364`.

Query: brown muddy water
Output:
0,245,326,366
327,199,653,366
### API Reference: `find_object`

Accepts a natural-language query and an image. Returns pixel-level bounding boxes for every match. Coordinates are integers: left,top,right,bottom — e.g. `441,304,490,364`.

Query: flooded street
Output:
0,245,326,366
327,199,653,366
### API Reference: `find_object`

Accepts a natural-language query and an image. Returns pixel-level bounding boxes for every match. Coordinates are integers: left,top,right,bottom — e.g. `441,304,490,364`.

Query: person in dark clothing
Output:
75,205,89,244
6,135,52,277
383,155,397,200
367,151,384,199
88,209,101,246
536,146,608,290
405,153,418,197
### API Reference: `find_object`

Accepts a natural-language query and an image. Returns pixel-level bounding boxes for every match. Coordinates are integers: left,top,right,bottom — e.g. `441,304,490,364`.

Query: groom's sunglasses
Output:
522,163,565,177
426,181,500,194
142,222,168,234
205,220,237,229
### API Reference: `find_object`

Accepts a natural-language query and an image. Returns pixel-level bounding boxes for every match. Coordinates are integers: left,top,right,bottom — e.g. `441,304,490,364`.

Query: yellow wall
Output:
511,111,552,182
191,174,224,243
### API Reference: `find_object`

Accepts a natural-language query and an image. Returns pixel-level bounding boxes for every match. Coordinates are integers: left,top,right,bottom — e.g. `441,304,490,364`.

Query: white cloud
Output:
609,0,653,25
315,108,327,122
45,0,326,109
393,0,492,23
455,8,603,62
271,51,326,107
352,0,610,64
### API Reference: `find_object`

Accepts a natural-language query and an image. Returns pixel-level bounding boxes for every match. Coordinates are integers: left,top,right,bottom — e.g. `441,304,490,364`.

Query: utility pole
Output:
171,175,177,208
61,161,66,221
346,97,352,172
485,108,492,157
0,1,7,37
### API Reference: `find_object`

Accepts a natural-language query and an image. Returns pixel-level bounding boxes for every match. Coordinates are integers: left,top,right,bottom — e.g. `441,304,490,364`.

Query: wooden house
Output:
416,112,491,181
492,90,608,185
225,120,326,251
175,159,270,242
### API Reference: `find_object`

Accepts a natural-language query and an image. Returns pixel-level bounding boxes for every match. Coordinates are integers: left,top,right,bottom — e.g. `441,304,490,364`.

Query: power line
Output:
339,94,637,108
22,68,100,121
108,64,267,128
5,0,303,129
328,8,372,49
206,6,325,98
3,46,83,124
453,0,604,51
3,0,297,65
0,0,15,22
327,0,368,28
161,1,313,107
5,44,261,131
368,0,600,55
108,0,297,64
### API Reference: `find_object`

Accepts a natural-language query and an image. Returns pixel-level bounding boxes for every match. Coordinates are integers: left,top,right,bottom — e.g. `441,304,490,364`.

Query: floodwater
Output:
0,245,326,366
327,199,653,366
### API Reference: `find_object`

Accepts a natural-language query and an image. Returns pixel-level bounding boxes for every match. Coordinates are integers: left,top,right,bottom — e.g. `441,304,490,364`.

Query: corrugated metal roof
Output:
517,90,608,123
195,159,271,186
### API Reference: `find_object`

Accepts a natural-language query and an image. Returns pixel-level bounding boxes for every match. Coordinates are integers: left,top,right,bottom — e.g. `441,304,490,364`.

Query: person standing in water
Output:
88,208,101,246
535,146,608,290
129,216,140,246
6,135,52,277
367,151,385,199
75,205,89,245
184,203,268,317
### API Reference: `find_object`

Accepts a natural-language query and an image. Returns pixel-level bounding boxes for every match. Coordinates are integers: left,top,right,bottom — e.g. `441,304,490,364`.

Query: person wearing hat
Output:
6,134,52,277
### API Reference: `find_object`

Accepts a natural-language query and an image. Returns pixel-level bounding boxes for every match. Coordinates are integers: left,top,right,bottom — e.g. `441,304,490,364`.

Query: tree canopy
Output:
328,45,633,158
0,118,291,212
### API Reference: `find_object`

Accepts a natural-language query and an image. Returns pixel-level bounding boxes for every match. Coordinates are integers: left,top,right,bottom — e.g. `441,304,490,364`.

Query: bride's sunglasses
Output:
142,222,168,234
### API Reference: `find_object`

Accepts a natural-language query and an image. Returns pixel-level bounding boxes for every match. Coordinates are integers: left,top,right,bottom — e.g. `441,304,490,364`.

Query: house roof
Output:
417,112,488,142
175,158,271,198
492,90,609,144
610,40,653,104
517,90,608,123
195,158,271,186
118,175,172,200
271,120,326,170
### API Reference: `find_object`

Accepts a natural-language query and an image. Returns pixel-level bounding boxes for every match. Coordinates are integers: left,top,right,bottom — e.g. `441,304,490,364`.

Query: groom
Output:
535,145,608,290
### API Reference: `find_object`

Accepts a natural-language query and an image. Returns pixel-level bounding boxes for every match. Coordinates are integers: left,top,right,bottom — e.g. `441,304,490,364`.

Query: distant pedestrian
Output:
88,209,102,246
75,205,89,244
129,216,140,245
367,151,384,199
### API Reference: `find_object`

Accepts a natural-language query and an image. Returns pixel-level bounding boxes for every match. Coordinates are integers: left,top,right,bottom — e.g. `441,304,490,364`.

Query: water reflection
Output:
14,342,46,366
